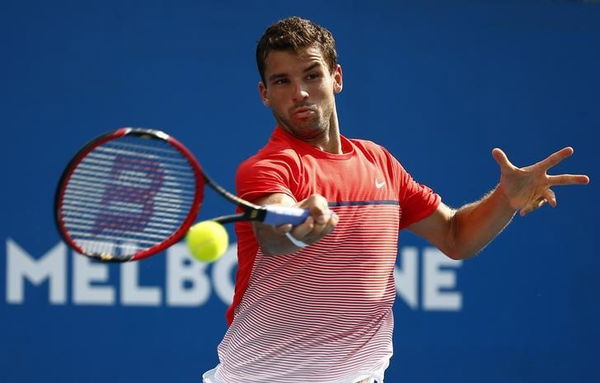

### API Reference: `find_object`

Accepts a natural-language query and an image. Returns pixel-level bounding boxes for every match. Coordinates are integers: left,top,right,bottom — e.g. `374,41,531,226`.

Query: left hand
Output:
492,147,590,216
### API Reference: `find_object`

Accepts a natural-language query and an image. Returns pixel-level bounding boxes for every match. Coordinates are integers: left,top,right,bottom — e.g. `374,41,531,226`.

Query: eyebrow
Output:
303,62,321,73
267,62,322,82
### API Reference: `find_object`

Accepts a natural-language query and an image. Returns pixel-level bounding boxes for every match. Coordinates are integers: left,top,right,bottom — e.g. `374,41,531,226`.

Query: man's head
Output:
256,17,338,85
256,17,343,147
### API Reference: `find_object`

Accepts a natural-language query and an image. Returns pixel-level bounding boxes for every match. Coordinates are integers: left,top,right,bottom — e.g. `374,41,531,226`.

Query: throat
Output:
311,134,342,154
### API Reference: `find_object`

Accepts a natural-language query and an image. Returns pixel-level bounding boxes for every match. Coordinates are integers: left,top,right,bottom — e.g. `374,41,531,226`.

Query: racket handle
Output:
262,205,310,226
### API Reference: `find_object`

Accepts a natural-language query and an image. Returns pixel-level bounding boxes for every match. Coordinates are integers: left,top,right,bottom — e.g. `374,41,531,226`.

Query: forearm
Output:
253,222,302,255
447,184,517,259
250,193,303,256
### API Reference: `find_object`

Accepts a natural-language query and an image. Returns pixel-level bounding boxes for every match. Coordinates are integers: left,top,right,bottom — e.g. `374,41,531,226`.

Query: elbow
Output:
442,212,478,260
442,247,476,261
440,230,479,260
443,249,463,260
438,244,464,260
440,240,483,260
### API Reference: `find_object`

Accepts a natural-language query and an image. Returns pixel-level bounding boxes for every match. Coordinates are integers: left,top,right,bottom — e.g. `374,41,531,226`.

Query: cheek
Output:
266,90,284,106
316,85,336,105
269,94,294,116
272,94,291,110
315,80,336,98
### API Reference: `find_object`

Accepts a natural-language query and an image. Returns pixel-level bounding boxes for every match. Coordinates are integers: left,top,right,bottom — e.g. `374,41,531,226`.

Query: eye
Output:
272,78,289,85
306,72,321,80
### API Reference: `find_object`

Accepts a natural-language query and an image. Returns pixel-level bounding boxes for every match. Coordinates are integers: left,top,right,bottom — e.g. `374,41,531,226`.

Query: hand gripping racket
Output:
54,128,308,262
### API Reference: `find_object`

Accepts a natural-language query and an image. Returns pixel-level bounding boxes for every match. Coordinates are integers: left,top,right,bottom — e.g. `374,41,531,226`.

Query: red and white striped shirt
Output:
209,127,439,383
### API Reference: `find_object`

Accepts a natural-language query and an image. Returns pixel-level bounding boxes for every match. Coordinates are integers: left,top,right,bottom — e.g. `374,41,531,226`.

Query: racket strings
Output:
60,136,199,257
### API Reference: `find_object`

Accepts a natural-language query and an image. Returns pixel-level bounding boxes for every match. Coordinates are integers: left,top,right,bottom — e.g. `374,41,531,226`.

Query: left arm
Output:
409,185,515,260
409,147,589,260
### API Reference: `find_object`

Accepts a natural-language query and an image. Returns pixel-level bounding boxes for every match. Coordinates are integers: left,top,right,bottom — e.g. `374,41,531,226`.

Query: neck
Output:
313,112,341,154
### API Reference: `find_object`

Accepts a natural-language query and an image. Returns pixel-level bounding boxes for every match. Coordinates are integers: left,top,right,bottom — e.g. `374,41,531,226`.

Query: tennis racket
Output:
54,127,308,262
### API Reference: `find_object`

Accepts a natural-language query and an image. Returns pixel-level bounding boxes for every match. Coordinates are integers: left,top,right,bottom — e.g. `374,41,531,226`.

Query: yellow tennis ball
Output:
186,221,229,263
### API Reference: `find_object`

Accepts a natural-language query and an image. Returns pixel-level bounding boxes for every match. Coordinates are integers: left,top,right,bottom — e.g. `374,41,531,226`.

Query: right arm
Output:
251,193,339,255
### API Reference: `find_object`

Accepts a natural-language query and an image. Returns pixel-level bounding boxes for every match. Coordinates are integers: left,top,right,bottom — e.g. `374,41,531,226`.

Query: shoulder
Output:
349,138,400,165
349,138,389,156
235,141,303,202
235,139,305,194
238,144,302,176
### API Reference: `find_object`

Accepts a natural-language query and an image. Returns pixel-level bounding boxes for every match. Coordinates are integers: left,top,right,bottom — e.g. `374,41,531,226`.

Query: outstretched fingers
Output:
543,188,557,207
494,146,589,216
536,147,574,170
548,174,590,186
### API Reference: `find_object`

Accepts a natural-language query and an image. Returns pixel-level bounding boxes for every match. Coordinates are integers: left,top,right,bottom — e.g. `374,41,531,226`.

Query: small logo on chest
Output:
375,179,386,189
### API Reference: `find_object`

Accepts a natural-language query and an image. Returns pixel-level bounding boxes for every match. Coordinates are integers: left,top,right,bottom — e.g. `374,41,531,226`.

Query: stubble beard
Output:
275,103,333,142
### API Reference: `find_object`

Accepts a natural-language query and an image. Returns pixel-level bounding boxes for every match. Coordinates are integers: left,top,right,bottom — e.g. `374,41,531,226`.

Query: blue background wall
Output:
1,1,598,382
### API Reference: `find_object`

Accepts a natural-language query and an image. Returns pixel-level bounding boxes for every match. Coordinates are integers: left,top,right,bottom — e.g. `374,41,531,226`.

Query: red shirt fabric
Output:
215,126,440,383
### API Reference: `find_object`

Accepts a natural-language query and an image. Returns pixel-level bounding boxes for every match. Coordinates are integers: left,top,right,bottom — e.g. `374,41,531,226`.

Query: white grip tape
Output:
285,232,308,248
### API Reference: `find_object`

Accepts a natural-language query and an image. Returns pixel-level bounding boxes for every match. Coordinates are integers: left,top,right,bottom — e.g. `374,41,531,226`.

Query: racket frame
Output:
54,127,288,262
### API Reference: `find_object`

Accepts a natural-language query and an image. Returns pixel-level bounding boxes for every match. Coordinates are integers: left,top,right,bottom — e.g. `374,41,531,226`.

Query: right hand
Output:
276,194,339,247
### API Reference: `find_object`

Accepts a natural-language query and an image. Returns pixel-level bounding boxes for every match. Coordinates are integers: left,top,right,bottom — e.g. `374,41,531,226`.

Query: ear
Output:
333,64,343,94
258,82,270,106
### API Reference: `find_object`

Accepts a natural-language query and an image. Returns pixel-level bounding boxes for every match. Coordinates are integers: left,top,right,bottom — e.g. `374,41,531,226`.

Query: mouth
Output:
292,106,317,120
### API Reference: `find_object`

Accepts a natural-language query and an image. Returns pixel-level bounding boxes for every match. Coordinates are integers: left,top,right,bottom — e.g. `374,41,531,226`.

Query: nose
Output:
292,81,309,102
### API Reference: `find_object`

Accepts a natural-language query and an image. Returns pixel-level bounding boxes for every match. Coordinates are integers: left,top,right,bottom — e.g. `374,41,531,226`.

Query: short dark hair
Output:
256,16,338,84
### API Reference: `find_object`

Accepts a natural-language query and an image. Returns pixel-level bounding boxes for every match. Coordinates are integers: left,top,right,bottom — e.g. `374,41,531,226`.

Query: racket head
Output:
55,128,204,262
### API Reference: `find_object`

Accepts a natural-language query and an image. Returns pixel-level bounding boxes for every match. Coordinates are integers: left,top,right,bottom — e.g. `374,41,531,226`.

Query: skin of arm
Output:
409,185,516,260
409,147,589,260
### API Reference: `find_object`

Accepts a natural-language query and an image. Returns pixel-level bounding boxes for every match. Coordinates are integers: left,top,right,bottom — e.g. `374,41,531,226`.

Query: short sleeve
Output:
235,152,301,204
385,152,440,230
398,171,440,229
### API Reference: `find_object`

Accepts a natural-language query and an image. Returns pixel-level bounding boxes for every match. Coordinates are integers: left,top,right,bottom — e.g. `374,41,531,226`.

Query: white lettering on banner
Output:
4,238,462,310
212,245,237,305
423,248,462,311
73,251,115,305
121,262,161,306
6,239,66,304
167,243,211,306
394,246,418,309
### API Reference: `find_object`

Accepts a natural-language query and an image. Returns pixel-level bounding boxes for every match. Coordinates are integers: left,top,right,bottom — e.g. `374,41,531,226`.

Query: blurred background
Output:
1,0,598,382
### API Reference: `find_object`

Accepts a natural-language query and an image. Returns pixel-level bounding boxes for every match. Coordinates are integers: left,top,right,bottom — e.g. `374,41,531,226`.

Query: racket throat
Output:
212,207,268,224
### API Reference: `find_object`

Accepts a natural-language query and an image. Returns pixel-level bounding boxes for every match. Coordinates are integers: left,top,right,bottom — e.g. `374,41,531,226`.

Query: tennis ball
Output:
186,221,229,263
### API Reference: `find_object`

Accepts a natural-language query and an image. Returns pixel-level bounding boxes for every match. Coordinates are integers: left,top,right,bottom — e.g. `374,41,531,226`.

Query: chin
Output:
280,116,326,139
296,126,327,140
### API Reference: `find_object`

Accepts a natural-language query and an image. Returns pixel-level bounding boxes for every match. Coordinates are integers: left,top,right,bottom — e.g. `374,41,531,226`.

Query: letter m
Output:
6,239,66,304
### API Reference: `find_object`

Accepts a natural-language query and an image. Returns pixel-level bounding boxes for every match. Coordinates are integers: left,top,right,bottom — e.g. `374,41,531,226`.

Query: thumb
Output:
492,148,514,172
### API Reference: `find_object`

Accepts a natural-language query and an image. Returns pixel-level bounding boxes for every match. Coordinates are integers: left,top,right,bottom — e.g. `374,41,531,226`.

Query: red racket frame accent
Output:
55,128,205,262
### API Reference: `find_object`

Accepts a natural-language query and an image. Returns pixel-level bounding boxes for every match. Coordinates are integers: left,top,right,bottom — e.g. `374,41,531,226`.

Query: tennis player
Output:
203,17,589,383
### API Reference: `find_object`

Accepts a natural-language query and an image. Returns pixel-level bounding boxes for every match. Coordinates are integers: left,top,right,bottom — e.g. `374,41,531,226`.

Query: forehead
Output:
263,45,326,75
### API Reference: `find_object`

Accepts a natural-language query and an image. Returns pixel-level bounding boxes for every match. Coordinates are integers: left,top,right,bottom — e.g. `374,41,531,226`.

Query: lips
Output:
292,107,316,119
